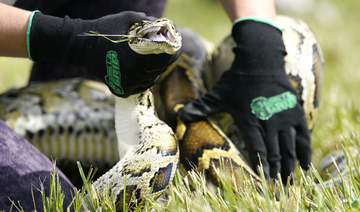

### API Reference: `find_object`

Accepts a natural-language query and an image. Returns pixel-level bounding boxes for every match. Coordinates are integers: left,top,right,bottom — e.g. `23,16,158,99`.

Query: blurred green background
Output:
1,0,360,164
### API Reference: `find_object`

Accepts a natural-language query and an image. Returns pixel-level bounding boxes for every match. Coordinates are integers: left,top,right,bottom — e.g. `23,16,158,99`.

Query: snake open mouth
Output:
144,26,175,43
129,18,182,54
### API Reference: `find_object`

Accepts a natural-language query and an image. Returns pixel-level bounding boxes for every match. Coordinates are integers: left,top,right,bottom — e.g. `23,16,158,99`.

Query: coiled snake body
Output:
0,16,323,209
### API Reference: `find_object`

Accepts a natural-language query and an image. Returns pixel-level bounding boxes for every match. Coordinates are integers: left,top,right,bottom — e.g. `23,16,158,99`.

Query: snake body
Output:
93,91,179,206
0,16,323,209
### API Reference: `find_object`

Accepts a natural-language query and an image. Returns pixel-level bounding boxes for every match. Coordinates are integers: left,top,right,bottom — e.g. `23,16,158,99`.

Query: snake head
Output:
128,18,182,55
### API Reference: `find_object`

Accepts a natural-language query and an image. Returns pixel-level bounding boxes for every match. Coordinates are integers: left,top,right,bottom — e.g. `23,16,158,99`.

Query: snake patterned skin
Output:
0,16,323,209
92,90,179,207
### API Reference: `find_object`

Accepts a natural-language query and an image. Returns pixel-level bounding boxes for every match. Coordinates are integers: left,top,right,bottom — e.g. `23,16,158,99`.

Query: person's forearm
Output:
218,0,276,22
0,3,31,57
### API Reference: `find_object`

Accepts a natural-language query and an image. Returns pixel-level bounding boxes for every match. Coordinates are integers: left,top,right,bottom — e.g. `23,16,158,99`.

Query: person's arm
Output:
0,4,180,97
218,0,276,22
0,3,30,57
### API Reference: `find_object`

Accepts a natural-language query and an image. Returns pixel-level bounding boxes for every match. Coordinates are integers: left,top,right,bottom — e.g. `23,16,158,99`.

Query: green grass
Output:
0,57,31,93
39,146,360,211
2,0,360,211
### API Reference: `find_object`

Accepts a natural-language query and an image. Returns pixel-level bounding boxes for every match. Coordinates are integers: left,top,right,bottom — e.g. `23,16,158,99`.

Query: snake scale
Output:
0,16,323,209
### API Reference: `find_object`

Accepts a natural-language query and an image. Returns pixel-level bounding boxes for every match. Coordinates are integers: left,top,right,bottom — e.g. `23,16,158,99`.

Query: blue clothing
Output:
0,119,74,211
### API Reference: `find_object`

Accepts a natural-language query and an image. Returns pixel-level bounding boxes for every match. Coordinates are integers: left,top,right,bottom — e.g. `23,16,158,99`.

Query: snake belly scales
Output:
0,16,324,209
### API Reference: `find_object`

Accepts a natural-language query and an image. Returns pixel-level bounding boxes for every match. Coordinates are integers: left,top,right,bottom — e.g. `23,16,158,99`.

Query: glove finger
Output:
129,82,156,96
295,120,311,170
178,90,223,122
146,15,158,22
241,127,270,179
153,74,162,85
264,129,281,180
118,80,153,97
279,127,297,184
144,52,180,73
119,11,150,24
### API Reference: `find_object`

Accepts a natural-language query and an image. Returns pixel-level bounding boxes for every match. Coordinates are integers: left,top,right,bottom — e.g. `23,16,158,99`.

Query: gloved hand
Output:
178,19,311,183
27,11,179,97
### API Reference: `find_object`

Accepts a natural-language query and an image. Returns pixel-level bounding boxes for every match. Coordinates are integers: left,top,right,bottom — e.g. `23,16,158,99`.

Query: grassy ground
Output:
1,0,360,211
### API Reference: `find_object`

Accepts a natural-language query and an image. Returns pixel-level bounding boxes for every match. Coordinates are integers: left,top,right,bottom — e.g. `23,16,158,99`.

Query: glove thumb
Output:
178,91,222,122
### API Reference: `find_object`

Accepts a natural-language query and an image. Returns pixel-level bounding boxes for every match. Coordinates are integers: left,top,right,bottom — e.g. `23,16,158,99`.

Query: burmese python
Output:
0,16,323,209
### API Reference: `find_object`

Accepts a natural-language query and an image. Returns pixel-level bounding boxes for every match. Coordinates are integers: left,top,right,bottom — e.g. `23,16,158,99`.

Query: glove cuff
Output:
26,10,39,61
233,17,282,32
231,19,287,75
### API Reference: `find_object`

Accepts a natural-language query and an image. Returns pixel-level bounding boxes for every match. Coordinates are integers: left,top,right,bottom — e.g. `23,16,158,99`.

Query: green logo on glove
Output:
250,91,297,120
105,50,124,95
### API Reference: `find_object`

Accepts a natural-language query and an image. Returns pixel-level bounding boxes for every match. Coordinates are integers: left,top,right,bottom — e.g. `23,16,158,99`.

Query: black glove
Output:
27,11,179,97
178,20,311,183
